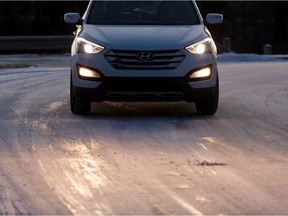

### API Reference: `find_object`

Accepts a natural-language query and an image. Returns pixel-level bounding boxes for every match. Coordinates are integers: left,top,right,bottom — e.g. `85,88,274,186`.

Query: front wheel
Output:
195,77,219,115
70,76,91,115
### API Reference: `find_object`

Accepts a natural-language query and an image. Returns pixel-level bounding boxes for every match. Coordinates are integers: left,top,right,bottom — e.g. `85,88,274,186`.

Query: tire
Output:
195,77,219,115
70,75,91,115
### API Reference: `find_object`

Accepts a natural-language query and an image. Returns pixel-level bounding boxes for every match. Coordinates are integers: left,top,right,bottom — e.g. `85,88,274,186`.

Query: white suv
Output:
64,0,223,115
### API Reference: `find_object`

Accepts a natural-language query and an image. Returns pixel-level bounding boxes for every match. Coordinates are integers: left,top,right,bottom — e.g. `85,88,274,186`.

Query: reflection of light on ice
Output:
201,137,217,143
169,191,203,215
196,137,221,176
62,141,109,193
199,143,208,151
60,141,112,214
38,140,112,215
198,137,217,151
196,195,211,204
46,101,66,112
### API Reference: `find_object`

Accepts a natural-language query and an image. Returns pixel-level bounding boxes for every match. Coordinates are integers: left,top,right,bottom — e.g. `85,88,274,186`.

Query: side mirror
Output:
205,13,223,25
64,13,82,25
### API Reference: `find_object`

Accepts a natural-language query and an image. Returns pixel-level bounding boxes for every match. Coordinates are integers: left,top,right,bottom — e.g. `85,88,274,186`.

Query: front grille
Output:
105,50,185,70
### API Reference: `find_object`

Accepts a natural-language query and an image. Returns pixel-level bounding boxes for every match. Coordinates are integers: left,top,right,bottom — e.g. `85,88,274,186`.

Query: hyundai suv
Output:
64,0,223,115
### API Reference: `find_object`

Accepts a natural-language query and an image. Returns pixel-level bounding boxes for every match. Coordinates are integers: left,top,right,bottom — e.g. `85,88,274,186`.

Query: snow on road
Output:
0,54,288,214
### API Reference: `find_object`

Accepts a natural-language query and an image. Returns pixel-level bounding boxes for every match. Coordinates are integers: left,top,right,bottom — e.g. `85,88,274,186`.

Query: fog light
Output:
78,67,101,79
190,67,211,79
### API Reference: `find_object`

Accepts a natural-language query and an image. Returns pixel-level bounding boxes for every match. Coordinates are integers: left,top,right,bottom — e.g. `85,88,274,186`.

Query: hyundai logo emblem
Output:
137,52,154,61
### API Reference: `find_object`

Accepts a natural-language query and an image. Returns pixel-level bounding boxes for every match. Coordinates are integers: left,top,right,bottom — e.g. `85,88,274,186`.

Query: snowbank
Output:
218,53,288,63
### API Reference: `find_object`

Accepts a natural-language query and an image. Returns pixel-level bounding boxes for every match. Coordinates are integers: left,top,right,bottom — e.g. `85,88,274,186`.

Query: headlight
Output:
77,37,104,54
78,66,101,79
185,38,212,54
189,67,211,79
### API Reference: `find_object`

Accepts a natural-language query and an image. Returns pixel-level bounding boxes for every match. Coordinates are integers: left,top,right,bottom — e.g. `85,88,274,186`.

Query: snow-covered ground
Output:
0,54,288,214
218,52,288,63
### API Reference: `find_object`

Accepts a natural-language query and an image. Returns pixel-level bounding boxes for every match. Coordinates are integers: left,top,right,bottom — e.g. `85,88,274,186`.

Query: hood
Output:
82,25,207,50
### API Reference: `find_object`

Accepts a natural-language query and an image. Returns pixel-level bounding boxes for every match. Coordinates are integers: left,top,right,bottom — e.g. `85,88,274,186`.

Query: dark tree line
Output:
0,1,88,36
197,1,288,54
0,1,287,53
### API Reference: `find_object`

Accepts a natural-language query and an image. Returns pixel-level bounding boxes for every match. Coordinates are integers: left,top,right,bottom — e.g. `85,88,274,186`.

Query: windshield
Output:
87,1,200,25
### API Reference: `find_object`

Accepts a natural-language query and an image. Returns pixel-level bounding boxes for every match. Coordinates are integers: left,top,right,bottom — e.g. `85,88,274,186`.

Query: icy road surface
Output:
0,54,288,214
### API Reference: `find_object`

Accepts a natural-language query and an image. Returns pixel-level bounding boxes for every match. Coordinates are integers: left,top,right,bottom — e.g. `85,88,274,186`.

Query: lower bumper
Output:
73,77,215,102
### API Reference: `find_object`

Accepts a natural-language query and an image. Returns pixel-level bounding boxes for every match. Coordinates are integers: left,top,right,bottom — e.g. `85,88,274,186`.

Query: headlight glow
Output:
78,66,101,79
77,37,104,54
190,67,211,79
186,38,212,54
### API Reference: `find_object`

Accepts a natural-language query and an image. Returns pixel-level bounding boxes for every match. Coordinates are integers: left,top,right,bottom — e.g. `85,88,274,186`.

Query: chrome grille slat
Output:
105,50,184,70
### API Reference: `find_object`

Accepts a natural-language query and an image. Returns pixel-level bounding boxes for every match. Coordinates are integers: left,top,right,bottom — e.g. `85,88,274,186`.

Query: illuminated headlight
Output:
78,66,101,79
186,38,212,54
77,37,104,54
190,67,211,79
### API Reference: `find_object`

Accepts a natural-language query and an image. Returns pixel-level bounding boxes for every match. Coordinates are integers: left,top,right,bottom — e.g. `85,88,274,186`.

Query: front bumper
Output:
71,50,218,102
73,77,216,102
